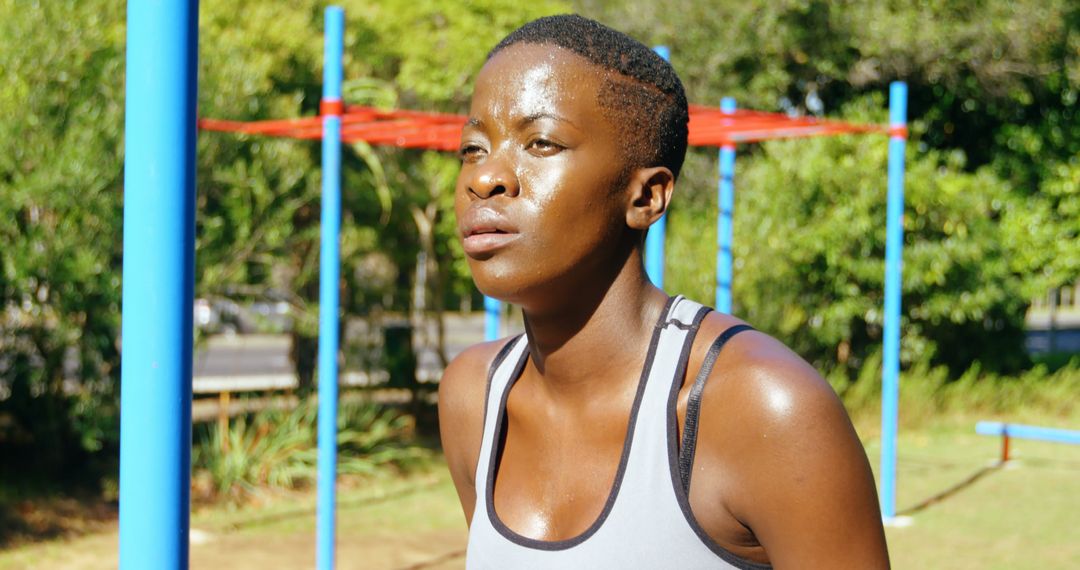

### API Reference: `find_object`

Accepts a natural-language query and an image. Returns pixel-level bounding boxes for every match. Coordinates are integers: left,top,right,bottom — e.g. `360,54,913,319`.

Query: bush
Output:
667,96,1032,378
833,354,1080,431
192,400,429,505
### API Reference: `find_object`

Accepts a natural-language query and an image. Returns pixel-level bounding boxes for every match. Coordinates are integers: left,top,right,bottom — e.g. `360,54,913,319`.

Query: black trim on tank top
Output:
475,334,527,486
479,334,526,448
665,323,773,570
679,324,754,492
483,295,678,551
660,317,700,331
655,304,712,501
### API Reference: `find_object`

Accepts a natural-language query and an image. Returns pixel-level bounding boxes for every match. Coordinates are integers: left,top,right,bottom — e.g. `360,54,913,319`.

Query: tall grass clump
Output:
830,354,1080,433
192,400,429,505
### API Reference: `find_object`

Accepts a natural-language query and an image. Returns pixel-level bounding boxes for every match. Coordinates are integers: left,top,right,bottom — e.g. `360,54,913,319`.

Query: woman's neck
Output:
519,254,669,400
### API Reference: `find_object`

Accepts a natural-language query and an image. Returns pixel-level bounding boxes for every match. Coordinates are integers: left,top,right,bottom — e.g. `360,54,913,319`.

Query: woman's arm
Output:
691,323,890,569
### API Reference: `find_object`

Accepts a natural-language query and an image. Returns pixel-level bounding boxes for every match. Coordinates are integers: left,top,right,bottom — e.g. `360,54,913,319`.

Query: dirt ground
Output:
4,428,1080,569
191,528,466,570
0,527,466,570
0,470,468,570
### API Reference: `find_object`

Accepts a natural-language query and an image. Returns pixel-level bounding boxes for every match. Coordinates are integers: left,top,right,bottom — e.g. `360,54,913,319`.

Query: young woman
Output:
438,15,889,569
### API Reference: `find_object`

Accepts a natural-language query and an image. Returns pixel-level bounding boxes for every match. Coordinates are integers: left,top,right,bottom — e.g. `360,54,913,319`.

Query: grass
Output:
845,360,1080,568
874,426,1080,569
3,419,1078,569
191,400,431,505
836,355,1080,435
0,462,467,570
2,361,1079,569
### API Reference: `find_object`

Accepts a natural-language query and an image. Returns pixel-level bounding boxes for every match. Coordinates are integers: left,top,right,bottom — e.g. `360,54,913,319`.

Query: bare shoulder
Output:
693,312,843,428
438,337,517,524
438,338,511,424
687,312,889,568
688,313,852,498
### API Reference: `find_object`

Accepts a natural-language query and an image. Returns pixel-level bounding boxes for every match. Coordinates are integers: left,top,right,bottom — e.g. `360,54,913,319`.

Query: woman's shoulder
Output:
688,311,853,469
439,336,523,523
439,337,519,425
691,311,839,416
687,311,888,567
438,337,519,482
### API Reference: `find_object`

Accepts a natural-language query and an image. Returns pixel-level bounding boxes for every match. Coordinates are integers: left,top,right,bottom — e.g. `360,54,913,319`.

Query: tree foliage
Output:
0,0,126,475
195,0,567,389
0,0,1075,483
583,0,1077,375
0,0,571,477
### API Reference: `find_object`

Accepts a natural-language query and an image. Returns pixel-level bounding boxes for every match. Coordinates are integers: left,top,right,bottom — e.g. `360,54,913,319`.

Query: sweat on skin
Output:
440,35,889,569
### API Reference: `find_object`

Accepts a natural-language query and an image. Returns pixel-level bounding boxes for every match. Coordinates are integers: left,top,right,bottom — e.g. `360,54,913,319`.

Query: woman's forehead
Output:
469,43,606,124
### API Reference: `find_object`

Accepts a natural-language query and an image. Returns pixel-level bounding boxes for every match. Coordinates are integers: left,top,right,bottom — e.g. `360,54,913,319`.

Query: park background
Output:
1,0,1077,568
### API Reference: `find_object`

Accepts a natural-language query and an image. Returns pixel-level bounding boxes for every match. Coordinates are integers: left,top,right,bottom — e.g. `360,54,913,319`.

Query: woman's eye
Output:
528,138,563,155
459,144,486,162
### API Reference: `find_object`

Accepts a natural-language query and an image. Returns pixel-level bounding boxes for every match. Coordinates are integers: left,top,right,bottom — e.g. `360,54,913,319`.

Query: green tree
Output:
0,0,126,477
195,0,568,390
669,98,1030,376
579,0,1078,374
0,0,573,480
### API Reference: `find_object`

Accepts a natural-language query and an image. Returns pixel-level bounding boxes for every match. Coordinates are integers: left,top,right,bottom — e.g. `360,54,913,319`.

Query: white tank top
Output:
466,296,770,569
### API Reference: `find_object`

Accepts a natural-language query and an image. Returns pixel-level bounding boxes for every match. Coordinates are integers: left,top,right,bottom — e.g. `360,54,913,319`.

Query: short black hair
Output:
488,14,690,180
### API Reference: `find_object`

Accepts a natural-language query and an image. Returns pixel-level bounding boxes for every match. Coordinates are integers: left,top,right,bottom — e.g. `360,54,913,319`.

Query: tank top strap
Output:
641,295,713,425
677,324,754,492
616,296,711,499
473,334,529,504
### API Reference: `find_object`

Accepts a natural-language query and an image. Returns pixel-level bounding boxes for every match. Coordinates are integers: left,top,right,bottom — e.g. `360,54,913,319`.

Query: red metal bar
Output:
320,99,344,116
199,103,886,150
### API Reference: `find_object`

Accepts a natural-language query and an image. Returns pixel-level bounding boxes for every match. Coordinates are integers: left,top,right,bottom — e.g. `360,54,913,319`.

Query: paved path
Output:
190,312,526,420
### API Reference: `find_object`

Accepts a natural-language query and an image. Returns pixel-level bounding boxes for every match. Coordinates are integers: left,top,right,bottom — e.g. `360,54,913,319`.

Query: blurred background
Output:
0,0,1076,568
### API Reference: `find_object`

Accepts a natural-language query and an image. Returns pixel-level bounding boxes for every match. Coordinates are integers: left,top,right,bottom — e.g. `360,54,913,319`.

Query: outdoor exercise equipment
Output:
119,1,197,568
119,4,909,568
316,8,344,568
644,45,671,289
976,421,1080,462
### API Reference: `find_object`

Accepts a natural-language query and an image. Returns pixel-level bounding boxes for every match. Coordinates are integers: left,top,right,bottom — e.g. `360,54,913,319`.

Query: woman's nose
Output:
468,159,520,199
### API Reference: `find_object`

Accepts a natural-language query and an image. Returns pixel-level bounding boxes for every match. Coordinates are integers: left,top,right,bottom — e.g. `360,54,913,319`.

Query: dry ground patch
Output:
3,421,1079,569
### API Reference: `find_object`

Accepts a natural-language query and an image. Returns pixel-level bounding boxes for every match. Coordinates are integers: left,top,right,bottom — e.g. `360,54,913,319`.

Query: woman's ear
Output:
625,166,675,231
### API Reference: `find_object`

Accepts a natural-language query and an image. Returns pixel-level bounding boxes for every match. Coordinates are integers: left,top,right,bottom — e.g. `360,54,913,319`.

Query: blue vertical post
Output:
879,81,907,523
483,296,502,341
317,6,344,570
716,98,737,313
644,45,671,288
118,0,198,568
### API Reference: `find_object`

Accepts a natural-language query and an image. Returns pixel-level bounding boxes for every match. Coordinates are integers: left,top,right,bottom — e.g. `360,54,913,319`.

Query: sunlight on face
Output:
511,61,559,120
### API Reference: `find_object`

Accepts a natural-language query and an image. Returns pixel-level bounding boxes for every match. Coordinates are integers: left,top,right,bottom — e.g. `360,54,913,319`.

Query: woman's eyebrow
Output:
462,113,579,132
518,112,579,129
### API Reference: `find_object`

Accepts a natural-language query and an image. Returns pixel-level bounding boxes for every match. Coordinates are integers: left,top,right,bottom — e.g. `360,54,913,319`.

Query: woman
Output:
439,14,889,569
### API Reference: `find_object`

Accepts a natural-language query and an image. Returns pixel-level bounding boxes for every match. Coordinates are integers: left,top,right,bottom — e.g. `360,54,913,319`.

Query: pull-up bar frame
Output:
118,4,909,567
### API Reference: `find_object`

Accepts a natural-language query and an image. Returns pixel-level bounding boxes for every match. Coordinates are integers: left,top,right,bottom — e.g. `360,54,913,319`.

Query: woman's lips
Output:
459,207,520,256
462,229,520,255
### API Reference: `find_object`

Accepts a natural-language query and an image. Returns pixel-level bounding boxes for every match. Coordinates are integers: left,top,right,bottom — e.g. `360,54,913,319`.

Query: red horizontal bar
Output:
199,104,886,150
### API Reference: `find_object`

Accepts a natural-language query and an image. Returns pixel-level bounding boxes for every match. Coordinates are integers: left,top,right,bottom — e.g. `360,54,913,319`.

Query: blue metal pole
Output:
317,7,344,570
118,0,198,568
644,45,671,289
483,296,501,341
976,422,1080,446
880,81,907,522
716,97,736,313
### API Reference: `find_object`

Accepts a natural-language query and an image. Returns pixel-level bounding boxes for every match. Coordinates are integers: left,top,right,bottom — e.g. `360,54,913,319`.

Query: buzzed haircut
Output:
489,14,690,180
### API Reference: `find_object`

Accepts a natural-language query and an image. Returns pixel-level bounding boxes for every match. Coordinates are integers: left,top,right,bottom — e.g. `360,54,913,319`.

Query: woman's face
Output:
455,43,634,307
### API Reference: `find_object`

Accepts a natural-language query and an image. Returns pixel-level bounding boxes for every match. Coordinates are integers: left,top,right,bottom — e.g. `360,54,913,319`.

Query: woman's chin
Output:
471,280,524,306
470,271,548,309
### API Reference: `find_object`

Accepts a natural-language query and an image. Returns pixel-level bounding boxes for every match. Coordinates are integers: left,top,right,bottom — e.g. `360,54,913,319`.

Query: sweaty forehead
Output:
469,43,609,126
